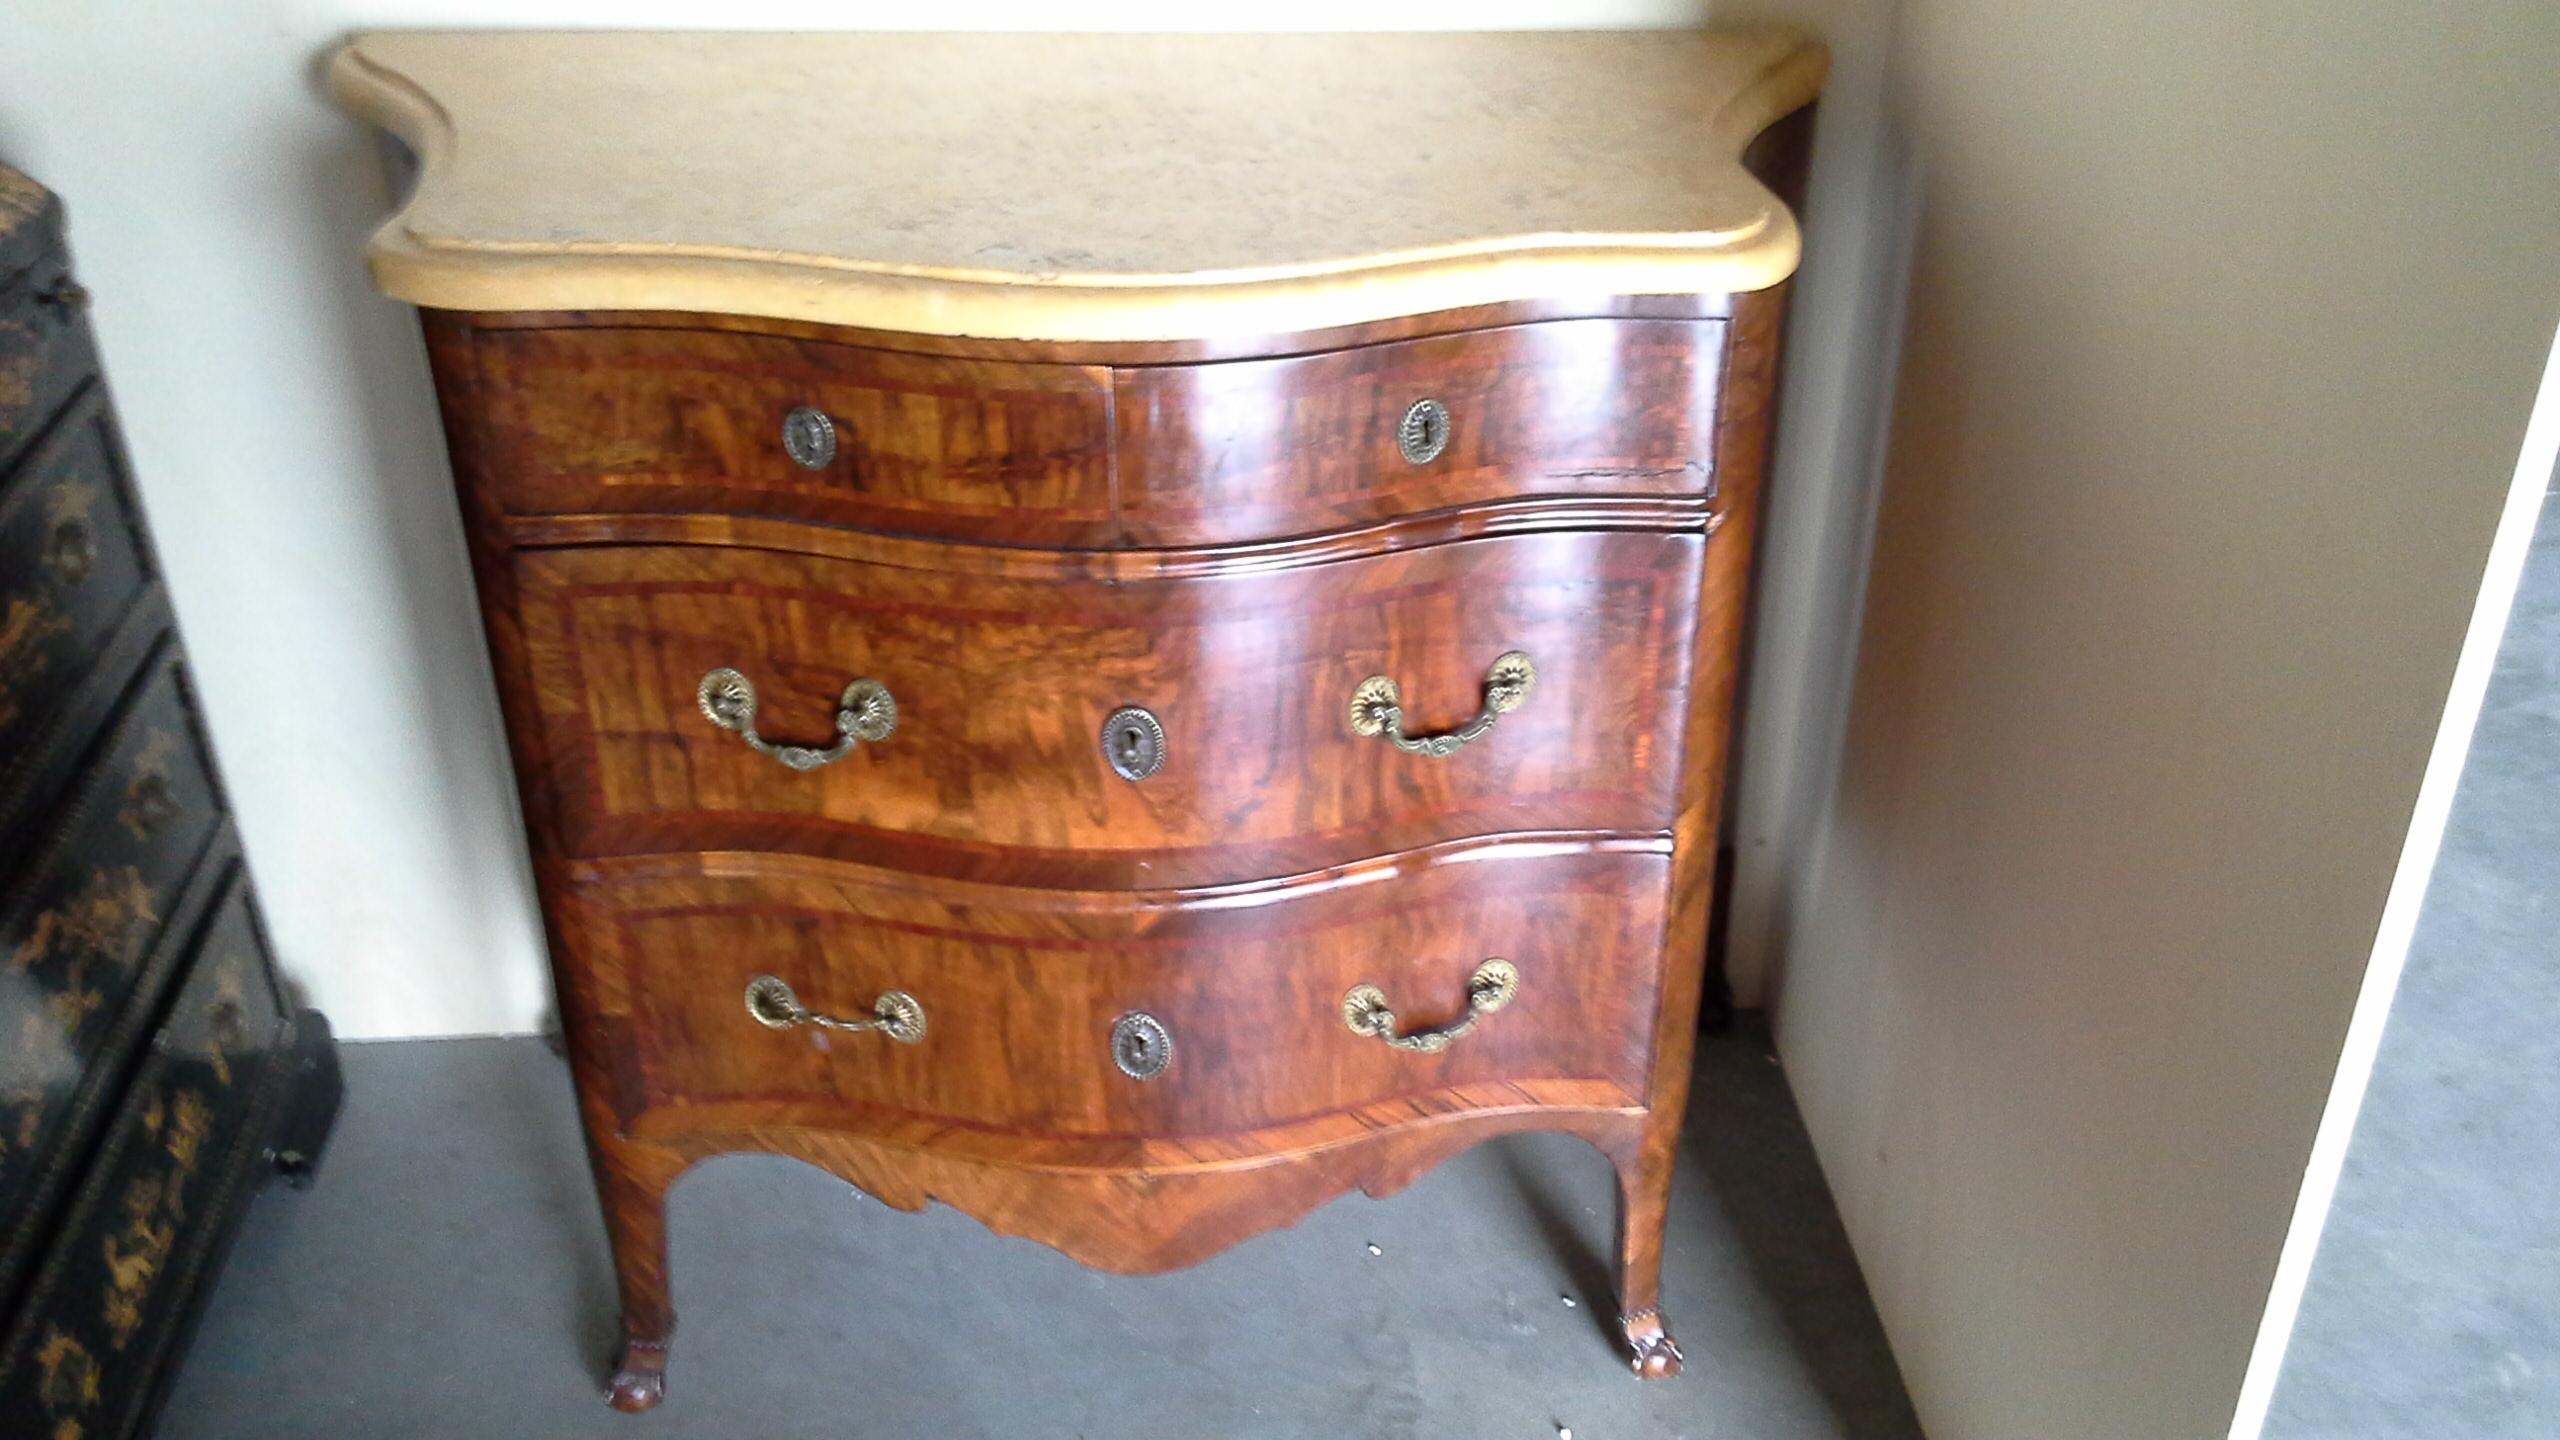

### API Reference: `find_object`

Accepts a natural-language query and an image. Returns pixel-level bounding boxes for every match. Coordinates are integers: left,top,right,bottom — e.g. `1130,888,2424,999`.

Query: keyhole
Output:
1399,398,1452,465
1110,1012,1171,1079
1101,707,1164,781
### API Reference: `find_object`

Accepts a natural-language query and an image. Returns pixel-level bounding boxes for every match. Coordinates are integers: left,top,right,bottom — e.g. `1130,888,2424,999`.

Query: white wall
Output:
1775,4,2560,1438
0,0,1837,1041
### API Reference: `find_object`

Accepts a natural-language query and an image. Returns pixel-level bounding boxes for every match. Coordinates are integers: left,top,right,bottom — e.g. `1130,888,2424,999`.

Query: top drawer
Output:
1115,317,1726,546
0,252,98,474
469,325,1117,546
454,316,1723,548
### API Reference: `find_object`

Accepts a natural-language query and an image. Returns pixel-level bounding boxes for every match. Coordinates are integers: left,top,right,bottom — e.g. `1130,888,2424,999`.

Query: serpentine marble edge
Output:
328,29,1827,342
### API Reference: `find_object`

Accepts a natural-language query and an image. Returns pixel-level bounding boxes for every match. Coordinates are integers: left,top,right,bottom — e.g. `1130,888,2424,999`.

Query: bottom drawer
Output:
570,840,1671,1145
0,867,287,1440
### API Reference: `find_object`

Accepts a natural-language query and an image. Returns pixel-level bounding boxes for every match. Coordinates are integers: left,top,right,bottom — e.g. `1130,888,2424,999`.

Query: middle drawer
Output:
515,529,1701,888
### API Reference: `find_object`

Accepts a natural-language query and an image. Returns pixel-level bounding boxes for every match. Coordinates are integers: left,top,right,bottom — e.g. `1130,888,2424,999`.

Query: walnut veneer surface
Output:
339,28,1819,1413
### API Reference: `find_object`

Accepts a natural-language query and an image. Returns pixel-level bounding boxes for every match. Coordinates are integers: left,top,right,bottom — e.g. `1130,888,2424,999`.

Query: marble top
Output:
331,30,1825,342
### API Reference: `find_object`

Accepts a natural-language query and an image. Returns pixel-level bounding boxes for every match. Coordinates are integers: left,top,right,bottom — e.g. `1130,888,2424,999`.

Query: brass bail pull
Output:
744,975,925,1044
1341,960,1520,1054
697,667,897,771
1348,651,1536,758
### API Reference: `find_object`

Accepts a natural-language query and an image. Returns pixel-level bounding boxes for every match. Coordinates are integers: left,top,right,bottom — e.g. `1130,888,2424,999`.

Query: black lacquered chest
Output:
0,163,341,1440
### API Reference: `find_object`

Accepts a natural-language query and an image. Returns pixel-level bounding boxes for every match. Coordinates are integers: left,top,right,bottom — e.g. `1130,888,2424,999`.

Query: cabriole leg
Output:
596,1142,684,1412
1611,1145,1685,1380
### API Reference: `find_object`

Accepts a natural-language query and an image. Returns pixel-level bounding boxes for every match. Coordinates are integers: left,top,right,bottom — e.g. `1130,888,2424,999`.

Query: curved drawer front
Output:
1116,317,1724,546
471,325,1117,545
573,844,1666,1143
515,530,1701,887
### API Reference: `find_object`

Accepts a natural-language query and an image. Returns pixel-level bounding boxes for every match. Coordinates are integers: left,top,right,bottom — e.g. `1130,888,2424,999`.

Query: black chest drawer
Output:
0,654,226,1296
0,267,97,477
0,866,287,1440
0,391,153,794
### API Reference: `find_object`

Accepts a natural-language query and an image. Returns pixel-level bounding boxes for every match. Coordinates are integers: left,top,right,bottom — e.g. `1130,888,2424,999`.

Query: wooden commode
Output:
333,29,1824,1410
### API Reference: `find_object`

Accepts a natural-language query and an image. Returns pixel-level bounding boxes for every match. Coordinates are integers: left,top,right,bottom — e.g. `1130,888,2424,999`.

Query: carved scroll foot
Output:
1621,1307,1684,1380
606,1335,670,1413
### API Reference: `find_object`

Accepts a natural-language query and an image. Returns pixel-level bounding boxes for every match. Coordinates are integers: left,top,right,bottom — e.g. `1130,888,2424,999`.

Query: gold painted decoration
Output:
10,866,159,978
0,594,73,733
32,1326,100,1424
0,319,35,412
4,1080,40,1151
98,1083,201,1349
116,732,183,840
0,167,45,231
203,966,251,1087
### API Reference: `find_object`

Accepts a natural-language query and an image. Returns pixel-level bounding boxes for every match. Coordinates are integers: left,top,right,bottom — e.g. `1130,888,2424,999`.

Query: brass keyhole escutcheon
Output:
1398,397,1452,465
743,974,925,1045
1102,706,1166,782
780,404,838,469
1110,1012,1173,1080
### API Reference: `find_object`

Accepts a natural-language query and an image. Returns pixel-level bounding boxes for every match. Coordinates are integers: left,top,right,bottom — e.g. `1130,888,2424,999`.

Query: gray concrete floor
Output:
2266,484,2560,1438
158,1020,1921,1439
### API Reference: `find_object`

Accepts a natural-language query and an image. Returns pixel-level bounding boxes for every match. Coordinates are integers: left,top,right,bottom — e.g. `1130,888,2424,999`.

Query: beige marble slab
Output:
331,30,1825,342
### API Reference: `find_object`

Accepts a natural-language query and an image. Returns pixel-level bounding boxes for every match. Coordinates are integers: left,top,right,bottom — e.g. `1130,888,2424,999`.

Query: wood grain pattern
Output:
513,528,1702,889
1114,318,1723,545
589,1090,1658,1407
473,325,1115,545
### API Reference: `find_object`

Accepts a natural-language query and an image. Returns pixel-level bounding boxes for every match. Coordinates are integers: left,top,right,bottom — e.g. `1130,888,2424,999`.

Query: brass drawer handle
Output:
745,975,925,1044
1342,959,1519,1054
1348,651,1535,757
697,668,896,771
